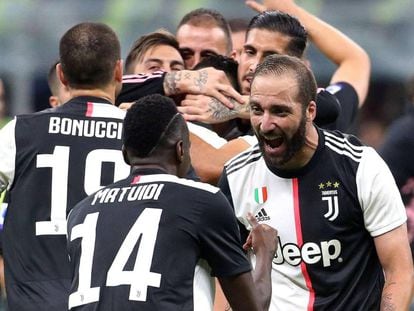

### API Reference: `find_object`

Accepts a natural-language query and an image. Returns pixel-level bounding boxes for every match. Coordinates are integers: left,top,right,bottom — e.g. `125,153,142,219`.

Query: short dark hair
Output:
59,22,121,89
253,54,317,110
47,60,60,96
123,94,187,157
193,54,239,91
247,11,307,58
228,18,249,33
177,8,232,53
125,29,179,74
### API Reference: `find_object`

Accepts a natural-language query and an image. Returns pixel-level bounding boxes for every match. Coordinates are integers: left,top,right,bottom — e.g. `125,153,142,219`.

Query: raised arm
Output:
246,0,370,107
219,213,277,311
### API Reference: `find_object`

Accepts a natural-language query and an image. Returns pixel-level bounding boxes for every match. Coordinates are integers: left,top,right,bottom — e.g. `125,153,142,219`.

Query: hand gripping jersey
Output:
0,97,130,310
219,128,406,311
67,168,251,311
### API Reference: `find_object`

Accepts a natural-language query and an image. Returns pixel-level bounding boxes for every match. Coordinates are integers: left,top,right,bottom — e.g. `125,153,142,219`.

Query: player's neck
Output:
69,88,115,105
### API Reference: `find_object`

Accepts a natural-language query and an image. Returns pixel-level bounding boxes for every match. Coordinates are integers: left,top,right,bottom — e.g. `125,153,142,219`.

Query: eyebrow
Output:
179,48,194,54
243,44,282,57
170,60,185,67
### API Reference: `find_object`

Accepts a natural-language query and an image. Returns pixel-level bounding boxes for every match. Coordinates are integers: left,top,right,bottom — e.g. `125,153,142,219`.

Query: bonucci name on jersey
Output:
48,116,123,139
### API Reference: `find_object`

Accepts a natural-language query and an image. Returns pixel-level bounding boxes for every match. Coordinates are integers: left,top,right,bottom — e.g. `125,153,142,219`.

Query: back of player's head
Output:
123,94,188,158
59,22,121,89
247,11,307,58
193,54,239,91
253,54,317,109
125,29,179,74
177,8,232,53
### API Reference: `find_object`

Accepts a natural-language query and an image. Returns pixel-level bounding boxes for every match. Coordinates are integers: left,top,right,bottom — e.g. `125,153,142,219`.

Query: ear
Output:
56,63,68,86
230,50,238,60
114,59,123,83
175,140,184,163
122,145,130,165
307,100,317,122
49,96,59,108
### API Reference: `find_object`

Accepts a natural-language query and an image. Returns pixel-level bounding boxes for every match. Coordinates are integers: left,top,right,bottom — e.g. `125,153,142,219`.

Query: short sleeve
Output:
356,147,407,236
197,191,251,277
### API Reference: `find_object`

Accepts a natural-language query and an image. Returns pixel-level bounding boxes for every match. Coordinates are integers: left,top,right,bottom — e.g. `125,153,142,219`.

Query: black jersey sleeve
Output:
115,72,166,106
314,89,341,127
197,191,251,278
322,82,359,131
218,172,250,246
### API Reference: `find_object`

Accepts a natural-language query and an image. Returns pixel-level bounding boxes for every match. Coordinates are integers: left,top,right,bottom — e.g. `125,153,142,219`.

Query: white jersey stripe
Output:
135,174,220,194
325,141,362,162
324,131,364,152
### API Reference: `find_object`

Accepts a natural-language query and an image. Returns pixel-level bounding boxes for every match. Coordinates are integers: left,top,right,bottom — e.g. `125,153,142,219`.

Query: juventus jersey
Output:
0,97,130,310
219,128,406,311
67,168,251,311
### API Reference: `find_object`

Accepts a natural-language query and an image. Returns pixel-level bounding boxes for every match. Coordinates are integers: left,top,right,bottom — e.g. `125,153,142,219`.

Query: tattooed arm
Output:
163,68,244,108
179,94,250,124
374,224,414,310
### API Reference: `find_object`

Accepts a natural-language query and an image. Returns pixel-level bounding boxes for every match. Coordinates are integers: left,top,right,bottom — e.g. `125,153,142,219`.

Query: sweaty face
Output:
250,74,307,169
238,28,292,95
176,24,229,69
133,44,184,74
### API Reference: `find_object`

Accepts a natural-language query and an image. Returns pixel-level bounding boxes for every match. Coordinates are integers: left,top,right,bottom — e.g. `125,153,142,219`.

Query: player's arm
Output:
374,224,414,310
178,94,250,124
117,69,243,108
189,133,251,185
218,214,277,311
163,68,244,108
246,0,370,107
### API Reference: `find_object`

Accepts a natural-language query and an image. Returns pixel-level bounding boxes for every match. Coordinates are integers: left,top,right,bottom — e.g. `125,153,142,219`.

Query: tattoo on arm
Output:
381,281,397,311
381,293,396,311
183,72,192,80
164,71,182,95
194,70,208,91
208,97,248,122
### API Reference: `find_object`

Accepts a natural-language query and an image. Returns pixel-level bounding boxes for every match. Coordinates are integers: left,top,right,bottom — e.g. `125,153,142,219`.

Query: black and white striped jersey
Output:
219,127,406,311
0,97,130,310
67,168,251,311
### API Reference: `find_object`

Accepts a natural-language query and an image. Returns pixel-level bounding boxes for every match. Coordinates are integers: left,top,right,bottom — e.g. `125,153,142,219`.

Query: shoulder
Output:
322,129,366,163
224,144,262,176
138,174,220,195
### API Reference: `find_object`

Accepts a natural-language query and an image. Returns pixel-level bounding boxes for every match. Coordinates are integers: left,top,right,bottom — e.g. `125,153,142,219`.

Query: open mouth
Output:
264,136,284,149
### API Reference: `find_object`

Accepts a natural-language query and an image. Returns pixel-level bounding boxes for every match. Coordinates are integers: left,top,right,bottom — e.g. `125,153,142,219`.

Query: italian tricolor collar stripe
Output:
254,187,268,204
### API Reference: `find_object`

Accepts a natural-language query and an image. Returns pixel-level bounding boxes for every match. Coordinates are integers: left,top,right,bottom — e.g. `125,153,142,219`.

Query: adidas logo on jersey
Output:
273,237,342,267
255,208,270,222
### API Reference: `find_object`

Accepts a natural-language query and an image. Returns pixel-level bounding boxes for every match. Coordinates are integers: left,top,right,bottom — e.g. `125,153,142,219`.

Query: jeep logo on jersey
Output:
273,237,342,267
319,180,340,221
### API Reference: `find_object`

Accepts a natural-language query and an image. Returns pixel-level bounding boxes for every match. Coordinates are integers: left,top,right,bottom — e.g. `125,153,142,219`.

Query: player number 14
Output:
69,208,163,308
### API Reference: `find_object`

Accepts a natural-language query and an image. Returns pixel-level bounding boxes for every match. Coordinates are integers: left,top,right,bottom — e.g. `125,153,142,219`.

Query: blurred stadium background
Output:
0,0,413,145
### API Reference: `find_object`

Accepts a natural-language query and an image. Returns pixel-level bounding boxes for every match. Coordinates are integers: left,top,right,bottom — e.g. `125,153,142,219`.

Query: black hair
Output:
193,54,239,91
253,54,317,110
247,11,307,58
123,94,186,157
59,22,121,89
